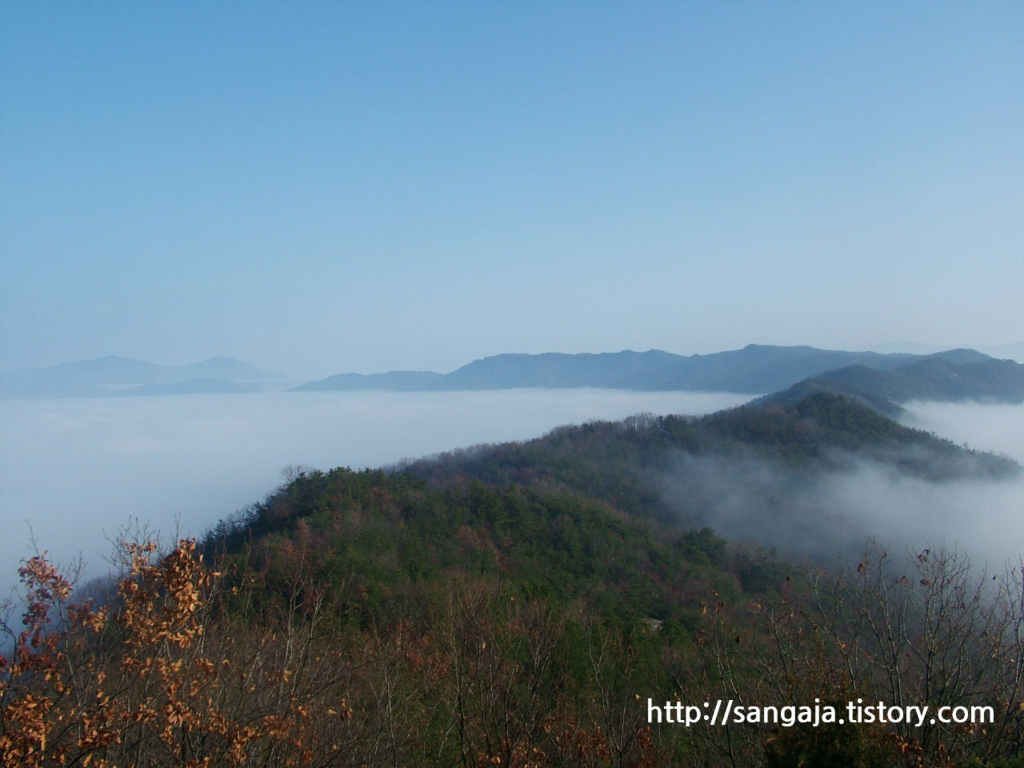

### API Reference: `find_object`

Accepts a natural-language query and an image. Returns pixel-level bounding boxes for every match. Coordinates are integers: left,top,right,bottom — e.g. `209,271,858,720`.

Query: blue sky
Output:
2,2,1022,378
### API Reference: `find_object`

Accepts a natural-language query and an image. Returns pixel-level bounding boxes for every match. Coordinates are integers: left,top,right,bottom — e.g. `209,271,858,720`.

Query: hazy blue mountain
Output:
435,350,680,390
866,340,1024,363
179,356,286,381
0,356,284,399
980,342,1024,363
633,344,914,392
292,371,445,392
7,346,1014,402
865,341,951,355
761,355,1024,414
44,356,172,386
295,345,1000,396
637,346,990,392
104,378,261,397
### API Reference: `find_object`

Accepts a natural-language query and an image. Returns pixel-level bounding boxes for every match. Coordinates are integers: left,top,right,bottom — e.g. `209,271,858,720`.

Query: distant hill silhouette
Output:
867,340,1024,362
0,355,284,399
104,378,261,397
295,344,1005,397
8,346,1023,405
433,349,682,390
761,355,1024,414
178,356,285,382
291,371,444,392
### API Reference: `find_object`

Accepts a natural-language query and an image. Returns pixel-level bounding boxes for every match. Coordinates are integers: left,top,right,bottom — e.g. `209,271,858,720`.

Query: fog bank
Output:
661,401,1024,568
901,400,1024,462
5,394,1021,600
0,389,750,595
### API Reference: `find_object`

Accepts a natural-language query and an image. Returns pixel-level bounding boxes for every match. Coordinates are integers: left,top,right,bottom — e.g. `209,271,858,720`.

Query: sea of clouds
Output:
2,392,1022,599
662,400,1024,569
0,389,750,596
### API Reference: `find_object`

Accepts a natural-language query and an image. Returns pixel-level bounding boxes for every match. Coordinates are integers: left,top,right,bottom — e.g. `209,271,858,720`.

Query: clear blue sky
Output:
2,2,1022,378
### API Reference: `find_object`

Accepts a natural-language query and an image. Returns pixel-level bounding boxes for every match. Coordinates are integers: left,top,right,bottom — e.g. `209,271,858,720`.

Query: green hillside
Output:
401,393,1016,516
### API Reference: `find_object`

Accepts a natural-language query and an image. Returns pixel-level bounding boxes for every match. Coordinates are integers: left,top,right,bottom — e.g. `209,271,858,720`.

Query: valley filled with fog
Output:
0,389,749,595
2,391,1023,598
658,400,1024,568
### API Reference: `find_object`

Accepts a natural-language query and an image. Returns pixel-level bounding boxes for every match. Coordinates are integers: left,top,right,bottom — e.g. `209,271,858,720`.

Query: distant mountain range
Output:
104,378,263,397
5,346,1024,409
866,341,1024,362
297,345,923,393
0,356,285,399
294,344,1024,406
292,370,446,392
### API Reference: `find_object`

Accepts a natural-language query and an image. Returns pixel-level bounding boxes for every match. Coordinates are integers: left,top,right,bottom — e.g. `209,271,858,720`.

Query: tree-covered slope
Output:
401,393,1017,511
12,393,1024,768
202,466,773,628
201,392,988,623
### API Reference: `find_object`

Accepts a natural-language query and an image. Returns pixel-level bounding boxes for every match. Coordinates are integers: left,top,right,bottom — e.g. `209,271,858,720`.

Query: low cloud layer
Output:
661,401,1024,569
3,393,1021,599
0,389,751,596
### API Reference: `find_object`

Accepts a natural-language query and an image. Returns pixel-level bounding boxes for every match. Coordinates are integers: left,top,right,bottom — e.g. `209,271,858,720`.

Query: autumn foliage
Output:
1,539,359,767
1,537,665,767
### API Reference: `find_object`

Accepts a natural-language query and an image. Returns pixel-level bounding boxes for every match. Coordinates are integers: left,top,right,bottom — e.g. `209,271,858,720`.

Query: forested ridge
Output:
400,393,1017,518
4,393,1024,767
